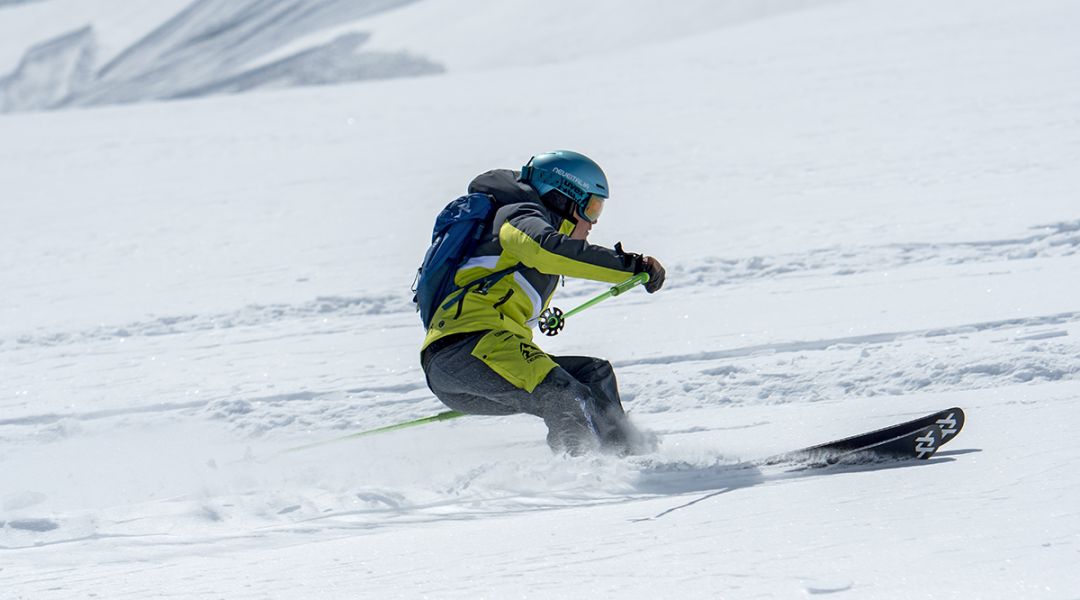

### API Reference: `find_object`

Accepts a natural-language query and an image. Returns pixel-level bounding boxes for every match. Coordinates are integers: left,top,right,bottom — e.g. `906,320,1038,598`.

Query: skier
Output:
419,150,666,456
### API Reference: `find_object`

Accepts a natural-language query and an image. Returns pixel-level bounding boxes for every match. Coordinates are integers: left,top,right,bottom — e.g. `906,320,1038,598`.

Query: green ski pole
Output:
538,272,649,336
283,410,466,453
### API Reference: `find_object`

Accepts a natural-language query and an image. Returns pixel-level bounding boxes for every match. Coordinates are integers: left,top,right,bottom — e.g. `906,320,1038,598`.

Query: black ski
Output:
762,407,964,467
768,424,943,467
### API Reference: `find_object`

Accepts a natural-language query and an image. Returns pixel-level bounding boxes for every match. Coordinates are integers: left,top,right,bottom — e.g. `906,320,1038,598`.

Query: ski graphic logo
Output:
936,413,958,437
914,429,938,459
519,342,546,363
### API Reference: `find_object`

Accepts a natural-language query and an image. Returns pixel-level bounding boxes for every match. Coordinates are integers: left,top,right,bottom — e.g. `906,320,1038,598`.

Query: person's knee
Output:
592,358,614,377
577,357,614,385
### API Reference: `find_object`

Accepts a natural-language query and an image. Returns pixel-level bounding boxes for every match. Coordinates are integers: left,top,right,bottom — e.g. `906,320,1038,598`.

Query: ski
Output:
761,407,964,467
765,423,943,467
799,406,963,454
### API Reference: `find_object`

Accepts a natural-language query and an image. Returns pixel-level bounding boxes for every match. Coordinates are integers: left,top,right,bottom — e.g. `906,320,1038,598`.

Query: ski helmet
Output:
519,150,608,223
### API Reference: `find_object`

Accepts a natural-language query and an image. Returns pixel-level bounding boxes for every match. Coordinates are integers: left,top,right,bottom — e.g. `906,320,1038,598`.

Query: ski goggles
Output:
577,194,605,224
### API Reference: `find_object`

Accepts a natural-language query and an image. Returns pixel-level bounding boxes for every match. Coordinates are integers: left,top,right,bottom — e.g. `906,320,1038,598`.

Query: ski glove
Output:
616,243,665,293
639,256,666,293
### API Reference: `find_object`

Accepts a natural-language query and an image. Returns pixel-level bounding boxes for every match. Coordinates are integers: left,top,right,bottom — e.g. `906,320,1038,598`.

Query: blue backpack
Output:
412,193,522,328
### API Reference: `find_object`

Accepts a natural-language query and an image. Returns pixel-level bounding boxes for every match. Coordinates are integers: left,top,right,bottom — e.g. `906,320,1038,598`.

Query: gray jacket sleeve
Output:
496,202,640,283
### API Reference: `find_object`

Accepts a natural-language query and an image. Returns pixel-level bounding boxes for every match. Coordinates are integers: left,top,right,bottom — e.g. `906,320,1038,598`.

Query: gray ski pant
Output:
421,332,633,455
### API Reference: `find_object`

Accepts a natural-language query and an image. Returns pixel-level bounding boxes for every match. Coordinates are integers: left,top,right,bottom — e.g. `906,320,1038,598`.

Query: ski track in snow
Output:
618,311,1080,411
4,218,1078,350
0,293,402,349
670,219,1080,290
2,218,1078,453
3,218,1079,444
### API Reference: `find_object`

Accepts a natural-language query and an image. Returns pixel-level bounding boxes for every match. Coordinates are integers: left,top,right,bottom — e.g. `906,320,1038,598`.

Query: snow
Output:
2,0,1080,597
0,0,191,74
0,0,437,112
251,0,834,73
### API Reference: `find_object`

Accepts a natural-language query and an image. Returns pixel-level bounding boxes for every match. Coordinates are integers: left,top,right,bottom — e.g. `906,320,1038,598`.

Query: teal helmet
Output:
519,150,608,223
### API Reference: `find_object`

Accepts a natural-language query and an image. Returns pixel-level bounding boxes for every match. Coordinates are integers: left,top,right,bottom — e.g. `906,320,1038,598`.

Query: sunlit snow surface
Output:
2,0,1080,598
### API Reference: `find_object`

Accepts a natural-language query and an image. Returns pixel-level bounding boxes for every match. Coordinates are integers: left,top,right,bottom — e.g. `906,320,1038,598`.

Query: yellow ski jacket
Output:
422,169,640,352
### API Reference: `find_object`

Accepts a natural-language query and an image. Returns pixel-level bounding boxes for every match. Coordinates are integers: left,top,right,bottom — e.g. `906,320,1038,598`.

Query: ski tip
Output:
913,424,943,460
935,407,965,444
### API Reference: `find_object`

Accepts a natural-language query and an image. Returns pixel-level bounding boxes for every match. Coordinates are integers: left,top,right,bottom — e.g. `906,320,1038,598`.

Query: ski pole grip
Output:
611,272,649,296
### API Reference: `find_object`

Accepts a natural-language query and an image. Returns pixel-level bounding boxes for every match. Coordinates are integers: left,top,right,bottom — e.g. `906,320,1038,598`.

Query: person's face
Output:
570,216,593,240
569,193,603,240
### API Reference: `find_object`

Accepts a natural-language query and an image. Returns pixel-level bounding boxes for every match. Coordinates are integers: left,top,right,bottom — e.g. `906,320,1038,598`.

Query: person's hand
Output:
615,242,666,293
640,256,665,293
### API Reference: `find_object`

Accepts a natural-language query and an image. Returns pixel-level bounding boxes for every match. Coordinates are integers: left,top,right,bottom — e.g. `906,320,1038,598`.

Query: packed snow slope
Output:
2,0,1080,598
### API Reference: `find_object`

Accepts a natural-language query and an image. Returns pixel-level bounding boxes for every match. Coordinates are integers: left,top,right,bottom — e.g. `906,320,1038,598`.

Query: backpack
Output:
412,193,522,328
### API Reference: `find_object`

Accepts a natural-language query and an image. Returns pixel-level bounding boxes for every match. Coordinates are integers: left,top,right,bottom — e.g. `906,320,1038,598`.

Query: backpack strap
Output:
441,263,526,319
